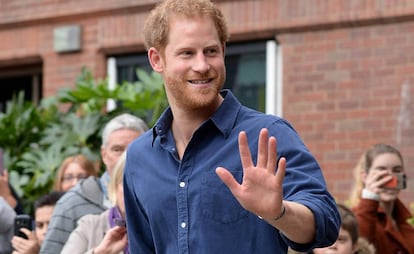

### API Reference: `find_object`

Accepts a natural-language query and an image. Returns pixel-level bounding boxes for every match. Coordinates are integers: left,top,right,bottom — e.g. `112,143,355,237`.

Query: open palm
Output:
216,128,286,219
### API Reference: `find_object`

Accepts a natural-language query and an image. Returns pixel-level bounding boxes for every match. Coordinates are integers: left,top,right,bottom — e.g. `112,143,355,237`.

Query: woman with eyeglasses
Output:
61,151,128,254
53,154,98,192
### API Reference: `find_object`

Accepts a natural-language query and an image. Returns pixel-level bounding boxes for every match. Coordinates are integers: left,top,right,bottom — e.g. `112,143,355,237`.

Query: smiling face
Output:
148,15,226,113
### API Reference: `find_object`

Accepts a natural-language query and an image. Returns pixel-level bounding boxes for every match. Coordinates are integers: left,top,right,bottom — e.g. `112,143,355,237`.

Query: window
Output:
107,40,280,114
224,41,266,112
0,64,43,112
112,54,152,83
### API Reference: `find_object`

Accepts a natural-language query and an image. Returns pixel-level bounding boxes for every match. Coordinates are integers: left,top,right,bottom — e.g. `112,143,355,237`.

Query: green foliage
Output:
0,92,46,161
1,67,167,213
409,203,414,226
60,67,167,126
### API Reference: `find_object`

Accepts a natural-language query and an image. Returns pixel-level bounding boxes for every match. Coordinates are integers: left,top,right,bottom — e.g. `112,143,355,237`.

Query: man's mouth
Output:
189,78,213,84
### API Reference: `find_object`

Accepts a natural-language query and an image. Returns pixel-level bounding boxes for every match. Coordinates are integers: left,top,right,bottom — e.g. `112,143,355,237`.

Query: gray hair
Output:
101,113,149,147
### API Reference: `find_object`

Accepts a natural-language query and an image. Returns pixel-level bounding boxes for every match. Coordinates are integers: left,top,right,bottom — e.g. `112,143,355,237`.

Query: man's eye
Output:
206,49,218,56
180,51,193,56
112,147,125,153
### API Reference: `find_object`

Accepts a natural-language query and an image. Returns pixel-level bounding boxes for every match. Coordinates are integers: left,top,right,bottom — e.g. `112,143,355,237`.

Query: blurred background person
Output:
62,151,128,254
11,191,63,254
40,113,148,254
1,169,24,214
53,154,97,192
1,196,16,254
310,203,375,254
349,143,414,254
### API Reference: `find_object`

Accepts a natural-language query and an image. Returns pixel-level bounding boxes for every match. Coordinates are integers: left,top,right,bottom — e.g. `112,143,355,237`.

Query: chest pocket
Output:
201,170,249,224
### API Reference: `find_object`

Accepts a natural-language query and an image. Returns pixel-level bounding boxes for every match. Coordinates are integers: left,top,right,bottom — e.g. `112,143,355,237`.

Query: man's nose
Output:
192,53,210,73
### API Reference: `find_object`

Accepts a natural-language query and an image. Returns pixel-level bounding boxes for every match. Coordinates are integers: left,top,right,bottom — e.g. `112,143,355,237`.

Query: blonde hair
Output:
144,0,229,52
53,154,98,191
348,154,366,207
108,151,126,205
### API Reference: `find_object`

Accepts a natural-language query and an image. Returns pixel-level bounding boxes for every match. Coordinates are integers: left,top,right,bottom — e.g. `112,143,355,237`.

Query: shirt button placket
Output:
177,179,189,254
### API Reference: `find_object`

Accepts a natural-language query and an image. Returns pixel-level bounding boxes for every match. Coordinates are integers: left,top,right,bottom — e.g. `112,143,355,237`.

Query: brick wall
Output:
280,22,414,204
0,0,413,207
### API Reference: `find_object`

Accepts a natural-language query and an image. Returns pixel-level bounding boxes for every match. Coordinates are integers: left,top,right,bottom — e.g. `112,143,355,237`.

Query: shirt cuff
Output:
361,189,380,201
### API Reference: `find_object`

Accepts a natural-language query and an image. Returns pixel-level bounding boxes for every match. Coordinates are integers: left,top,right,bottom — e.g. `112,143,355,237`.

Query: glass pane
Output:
116,54,152,83
224,49,266,112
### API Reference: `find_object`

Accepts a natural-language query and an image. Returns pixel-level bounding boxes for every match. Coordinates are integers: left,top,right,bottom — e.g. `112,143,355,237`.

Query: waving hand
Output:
216,128,286,220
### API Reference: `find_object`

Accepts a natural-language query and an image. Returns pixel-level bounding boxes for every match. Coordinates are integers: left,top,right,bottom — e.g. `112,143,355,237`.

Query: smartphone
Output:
14,214,33,239
114,218,126,227
383,173,406,190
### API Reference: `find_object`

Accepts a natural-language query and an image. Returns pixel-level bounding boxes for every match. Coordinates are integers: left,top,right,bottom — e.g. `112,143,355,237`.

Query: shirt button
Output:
179,181,186,188
181,222,186,228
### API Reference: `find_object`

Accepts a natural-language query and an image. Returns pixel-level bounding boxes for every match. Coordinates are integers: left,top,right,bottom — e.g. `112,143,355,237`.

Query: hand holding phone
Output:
14,214,33,239
114,218,126,227
382,173,406,190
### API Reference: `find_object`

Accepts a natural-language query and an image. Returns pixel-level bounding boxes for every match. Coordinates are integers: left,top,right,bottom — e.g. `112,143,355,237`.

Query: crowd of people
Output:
1,0,413,254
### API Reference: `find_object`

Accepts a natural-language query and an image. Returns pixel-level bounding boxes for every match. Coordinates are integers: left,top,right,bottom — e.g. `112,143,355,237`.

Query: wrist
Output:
93,246,106,254
4,195,17,209
273,203,286,221
258,202,286,222
362,188,380,201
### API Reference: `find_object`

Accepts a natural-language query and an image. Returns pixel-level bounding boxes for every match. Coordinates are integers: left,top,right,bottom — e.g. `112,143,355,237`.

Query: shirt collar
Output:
210,89,241,138
152,89,241,143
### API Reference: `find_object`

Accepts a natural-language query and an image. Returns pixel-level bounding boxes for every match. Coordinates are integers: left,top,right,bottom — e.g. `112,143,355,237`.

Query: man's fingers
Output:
267,136,277,175
20,228,33,238
276,157,287,186
257,128,269,169
216,167,240,195
238,131,253,170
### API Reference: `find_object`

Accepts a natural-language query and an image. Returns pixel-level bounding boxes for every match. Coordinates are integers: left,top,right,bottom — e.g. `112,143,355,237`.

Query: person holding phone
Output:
0,170,18,211
61,151,128,254
11,191,63,254
349,143,414,254
1,196,16,254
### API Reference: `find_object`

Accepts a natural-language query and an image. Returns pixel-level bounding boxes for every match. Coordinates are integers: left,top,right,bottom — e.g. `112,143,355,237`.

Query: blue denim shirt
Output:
124,90,340,254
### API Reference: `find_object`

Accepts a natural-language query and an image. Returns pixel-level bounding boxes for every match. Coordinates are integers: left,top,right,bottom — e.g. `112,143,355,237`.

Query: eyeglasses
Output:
62,174,88,183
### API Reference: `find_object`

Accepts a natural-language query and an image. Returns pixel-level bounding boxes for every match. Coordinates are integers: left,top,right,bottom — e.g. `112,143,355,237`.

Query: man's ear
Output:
148,47,163,73
100,145,108,168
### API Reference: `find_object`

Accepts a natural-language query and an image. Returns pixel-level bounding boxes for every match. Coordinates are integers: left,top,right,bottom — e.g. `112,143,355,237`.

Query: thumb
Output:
216,167,240,193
